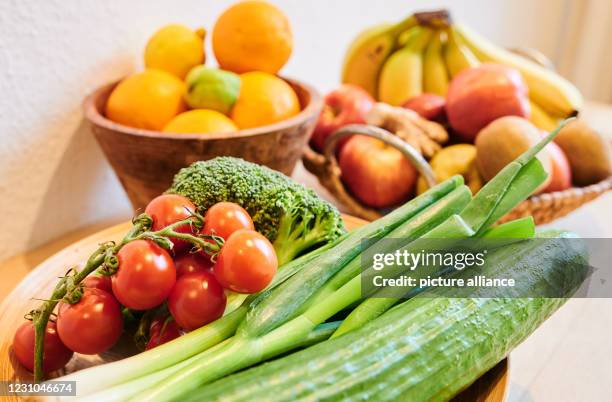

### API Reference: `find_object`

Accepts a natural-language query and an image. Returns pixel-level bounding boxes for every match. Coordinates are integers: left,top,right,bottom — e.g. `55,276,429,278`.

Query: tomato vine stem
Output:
32,212,220,381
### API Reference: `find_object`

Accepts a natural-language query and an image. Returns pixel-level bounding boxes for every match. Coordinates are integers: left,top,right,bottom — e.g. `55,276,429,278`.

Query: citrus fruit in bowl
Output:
231,72,300,129
212,0,293,74
163,110,238,134
105,69,186,131
144,24,206,79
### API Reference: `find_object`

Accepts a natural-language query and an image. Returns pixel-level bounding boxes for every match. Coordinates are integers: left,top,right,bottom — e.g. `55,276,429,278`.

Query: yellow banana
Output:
529,100,559,132
444,26,479,77
455,23,583,117
423,30,450,96
342,15,418,97
377,27,433,105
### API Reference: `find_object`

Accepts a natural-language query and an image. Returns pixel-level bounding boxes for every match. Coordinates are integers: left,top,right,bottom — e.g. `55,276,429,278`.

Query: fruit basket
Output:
304,7,611,224
84,77,322,211
303,124,611,223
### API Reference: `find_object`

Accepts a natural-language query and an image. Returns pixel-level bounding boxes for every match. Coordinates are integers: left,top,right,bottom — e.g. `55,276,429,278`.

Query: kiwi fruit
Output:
554,119,612,186
475,116,552,187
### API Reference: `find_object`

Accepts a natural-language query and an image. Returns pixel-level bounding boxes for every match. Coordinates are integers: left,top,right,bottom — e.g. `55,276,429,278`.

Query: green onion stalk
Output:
77,321,341,402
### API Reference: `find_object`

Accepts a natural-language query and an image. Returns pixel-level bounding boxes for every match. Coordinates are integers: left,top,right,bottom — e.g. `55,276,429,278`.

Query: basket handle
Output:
323,124,438,189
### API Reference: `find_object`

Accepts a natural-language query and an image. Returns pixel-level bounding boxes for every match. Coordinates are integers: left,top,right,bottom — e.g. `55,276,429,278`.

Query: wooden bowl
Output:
84,77,323,211
0,215,506,401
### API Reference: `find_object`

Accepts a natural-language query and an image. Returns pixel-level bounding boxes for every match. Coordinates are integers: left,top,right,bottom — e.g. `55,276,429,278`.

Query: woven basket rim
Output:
527,176,612,202
303,142,611,201
302,142,611,223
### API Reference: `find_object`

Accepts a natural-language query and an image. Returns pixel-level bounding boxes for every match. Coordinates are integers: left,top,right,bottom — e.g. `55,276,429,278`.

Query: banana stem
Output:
414,9,451,28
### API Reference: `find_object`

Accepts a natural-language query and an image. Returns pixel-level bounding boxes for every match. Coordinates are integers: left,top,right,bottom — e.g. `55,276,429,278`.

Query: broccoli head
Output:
167,157,346,265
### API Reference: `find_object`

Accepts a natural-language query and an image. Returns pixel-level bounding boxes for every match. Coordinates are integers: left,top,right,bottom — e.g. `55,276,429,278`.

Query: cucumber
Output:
186,231,588,402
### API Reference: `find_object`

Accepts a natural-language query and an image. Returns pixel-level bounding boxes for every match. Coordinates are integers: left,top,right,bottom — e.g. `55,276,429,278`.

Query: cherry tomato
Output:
213,229,278,293
57,288,123,355
113,240,176,310
145,194,198,254
83,275,113,294
174,253,212,278
13,321,73,373
203,202,254,240
168,271,226,331
145,317,182,350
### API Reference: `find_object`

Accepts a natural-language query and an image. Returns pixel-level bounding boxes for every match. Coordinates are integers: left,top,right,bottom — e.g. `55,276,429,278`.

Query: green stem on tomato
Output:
135,219,223,256
33,221,146,381
33,212,215,381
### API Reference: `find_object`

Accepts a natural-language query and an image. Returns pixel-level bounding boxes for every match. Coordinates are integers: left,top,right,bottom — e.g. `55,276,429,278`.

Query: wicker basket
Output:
303,124,612,224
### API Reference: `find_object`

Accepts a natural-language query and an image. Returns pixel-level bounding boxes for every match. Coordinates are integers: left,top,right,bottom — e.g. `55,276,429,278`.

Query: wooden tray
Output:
0,215,507,401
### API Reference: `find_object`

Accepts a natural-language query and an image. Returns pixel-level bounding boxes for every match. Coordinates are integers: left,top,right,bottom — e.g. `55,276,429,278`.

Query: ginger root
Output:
365,103,448,158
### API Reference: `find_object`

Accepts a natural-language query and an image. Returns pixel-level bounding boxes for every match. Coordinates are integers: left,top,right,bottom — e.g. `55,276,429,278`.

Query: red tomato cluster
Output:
13,195,278,374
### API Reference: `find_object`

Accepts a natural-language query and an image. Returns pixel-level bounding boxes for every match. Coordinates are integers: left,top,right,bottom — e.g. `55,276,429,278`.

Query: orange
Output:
231,72,300,129
163,109,238,134
106,69,186,130
212,1,293,74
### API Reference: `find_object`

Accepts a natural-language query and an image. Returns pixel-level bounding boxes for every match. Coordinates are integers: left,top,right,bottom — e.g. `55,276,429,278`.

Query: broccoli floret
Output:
167,157,346,265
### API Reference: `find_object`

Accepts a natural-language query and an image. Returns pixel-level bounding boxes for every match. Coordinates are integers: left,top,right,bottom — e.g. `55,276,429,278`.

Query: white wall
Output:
0,0,585,260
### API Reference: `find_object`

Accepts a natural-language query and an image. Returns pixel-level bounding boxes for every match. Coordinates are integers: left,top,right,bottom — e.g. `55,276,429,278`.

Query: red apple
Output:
446,63,530,142
310,84,375,152
338,135,417,208
402,93,446,122
540,132,572,192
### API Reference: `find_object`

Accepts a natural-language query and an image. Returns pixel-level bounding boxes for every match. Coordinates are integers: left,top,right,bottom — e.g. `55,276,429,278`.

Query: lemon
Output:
185,66,240,115
145,24,205,79
106,69,186,130
163,109,238,134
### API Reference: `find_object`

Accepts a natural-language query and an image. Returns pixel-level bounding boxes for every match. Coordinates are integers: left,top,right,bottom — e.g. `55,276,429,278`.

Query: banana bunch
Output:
341,11,583,131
